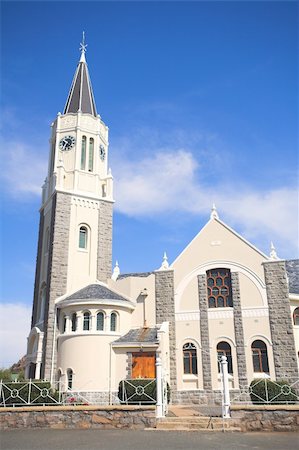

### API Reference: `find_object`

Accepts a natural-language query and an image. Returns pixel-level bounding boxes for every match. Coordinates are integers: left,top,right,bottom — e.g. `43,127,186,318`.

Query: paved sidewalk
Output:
1,429,298,450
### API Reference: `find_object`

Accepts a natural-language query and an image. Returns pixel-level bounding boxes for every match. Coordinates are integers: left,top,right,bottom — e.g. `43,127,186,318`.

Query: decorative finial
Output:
112,260,120,281
270,242,278,260
79,31,87,63
159,252,169,270
210,203,219,220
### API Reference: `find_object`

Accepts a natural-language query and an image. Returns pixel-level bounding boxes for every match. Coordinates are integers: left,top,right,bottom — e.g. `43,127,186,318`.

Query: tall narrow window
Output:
88,138,94,172
251,340,269,373
81,136,86,170
206,268,233,308
39,286,47,322
110,312,117,332
62,315,67,333
79,226,87,249
97,312,104,331
67,369,73,390
83,312,91,331
217,341,233,374
71,313,77,332
293,307,299,325
183,343,198,375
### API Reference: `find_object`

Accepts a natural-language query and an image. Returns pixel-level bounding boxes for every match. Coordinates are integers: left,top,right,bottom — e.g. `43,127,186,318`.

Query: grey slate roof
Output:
118,272,153,280
64,59,97,116
286,259,299,295
113,327,159,345
61,284,130,304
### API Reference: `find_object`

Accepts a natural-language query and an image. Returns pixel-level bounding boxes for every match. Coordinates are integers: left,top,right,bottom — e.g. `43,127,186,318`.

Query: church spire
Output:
63,32,97,117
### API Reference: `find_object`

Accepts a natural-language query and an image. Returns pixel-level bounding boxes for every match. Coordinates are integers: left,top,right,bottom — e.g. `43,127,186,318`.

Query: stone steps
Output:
155,416,241,432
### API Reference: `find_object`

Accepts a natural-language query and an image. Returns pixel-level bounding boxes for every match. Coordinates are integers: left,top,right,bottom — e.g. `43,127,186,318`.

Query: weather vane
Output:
79,31,87,54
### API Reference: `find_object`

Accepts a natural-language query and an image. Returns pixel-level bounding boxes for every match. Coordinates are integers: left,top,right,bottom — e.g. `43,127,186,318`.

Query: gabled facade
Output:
25,42,299,404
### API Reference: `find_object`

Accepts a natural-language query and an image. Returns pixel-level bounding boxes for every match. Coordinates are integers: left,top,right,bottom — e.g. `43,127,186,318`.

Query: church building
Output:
25,41,299,404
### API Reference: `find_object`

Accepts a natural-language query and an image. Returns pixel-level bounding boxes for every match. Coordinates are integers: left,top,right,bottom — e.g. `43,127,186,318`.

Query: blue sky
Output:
0,1,298,366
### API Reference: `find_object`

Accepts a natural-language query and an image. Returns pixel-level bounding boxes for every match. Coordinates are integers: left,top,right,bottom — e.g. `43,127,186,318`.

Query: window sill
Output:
253,372,270,379
183,374,198,381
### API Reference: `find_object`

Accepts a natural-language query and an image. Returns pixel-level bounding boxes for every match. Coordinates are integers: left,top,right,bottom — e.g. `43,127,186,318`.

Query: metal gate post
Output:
220,355,231,418
156,356,164,418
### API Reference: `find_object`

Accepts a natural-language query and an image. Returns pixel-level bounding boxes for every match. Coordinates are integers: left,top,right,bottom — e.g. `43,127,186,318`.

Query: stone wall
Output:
43,192,72,380
0,405,156,430
31,211,45,327
263,261,299,381
197,274,212,391
230,405,299,432
155,270,177,394
231,272,248,391
97,199,113,283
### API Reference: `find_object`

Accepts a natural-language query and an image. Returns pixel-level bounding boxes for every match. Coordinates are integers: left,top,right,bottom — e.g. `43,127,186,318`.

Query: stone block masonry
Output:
198,274,212,391
231,272,248,391
97,200,113,282
43,192,72,380
263,261,299,381
155,270,177,395
31,211,44,327
230,405,299,432
0,406,156,430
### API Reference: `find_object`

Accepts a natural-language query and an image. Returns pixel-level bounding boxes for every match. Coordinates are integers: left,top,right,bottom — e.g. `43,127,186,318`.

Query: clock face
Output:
59,135,76,151
99,144,106,161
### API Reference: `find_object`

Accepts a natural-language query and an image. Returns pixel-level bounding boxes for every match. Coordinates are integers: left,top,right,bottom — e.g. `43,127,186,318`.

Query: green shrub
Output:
249,378,296,404
0,381,60,407
118,379,170,404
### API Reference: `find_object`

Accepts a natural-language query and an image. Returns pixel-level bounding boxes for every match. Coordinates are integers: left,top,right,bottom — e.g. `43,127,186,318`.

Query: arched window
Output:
88,138,94,172
183,343,198,375
79,226,88,249
217,341,233,374
110,312,117,332
67,369,73,390
97,312,104,331
71,313,77,332
251,340,269,373
293,307,299,326
81,136,86,170
206,268,233,308
83,311,91,331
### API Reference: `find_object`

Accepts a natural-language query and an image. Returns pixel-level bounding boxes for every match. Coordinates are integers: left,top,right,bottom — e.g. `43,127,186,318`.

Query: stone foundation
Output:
0,405,156,430
230,405,299,432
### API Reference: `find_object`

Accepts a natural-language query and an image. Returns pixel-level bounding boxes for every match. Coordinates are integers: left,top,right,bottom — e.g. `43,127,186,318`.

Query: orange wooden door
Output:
132,352,156,378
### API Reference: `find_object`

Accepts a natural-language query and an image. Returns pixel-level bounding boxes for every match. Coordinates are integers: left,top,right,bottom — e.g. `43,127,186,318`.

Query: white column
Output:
35,362,41,380
220,355,231,418
156,356,163,418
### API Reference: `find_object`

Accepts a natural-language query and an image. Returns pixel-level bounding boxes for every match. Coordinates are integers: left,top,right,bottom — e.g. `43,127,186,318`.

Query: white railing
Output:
230,377,299,405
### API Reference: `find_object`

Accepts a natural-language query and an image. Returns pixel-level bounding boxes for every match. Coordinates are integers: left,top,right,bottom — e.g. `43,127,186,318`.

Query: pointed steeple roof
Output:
63,33,97,117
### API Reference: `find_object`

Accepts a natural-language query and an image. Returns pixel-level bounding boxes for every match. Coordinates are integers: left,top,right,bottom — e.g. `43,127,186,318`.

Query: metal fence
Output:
230,377,299,405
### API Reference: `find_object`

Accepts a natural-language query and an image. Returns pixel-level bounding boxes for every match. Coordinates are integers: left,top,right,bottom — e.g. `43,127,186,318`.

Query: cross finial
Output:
79,31,87,62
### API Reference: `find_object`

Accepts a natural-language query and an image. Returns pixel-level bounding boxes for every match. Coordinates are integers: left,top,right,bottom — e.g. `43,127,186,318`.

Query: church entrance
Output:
132,352,156,378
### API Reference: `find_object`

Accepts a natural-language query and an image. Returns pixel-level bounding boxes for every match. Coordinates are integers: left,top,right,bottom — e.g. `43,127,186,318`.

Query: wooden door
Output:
132,352,156,379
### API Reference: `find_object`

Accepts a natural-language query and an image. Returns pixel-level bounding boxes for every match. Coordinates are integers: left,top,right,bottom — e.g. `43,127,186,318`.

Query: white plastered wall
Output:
172,217,274,391
57,304,133,391
112,274,156,328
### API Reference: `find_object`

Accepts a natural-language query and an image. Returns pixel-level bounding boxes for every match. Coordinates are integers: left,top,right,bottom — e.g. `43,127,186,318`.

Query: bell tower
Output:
27,35,113,381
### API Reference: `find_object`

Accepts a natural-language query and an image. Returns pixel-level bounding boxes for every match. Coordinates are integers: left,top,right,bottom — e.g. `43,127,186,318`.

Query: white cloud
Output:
113,148,298,257
0,140,47,197
0,303,31,368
